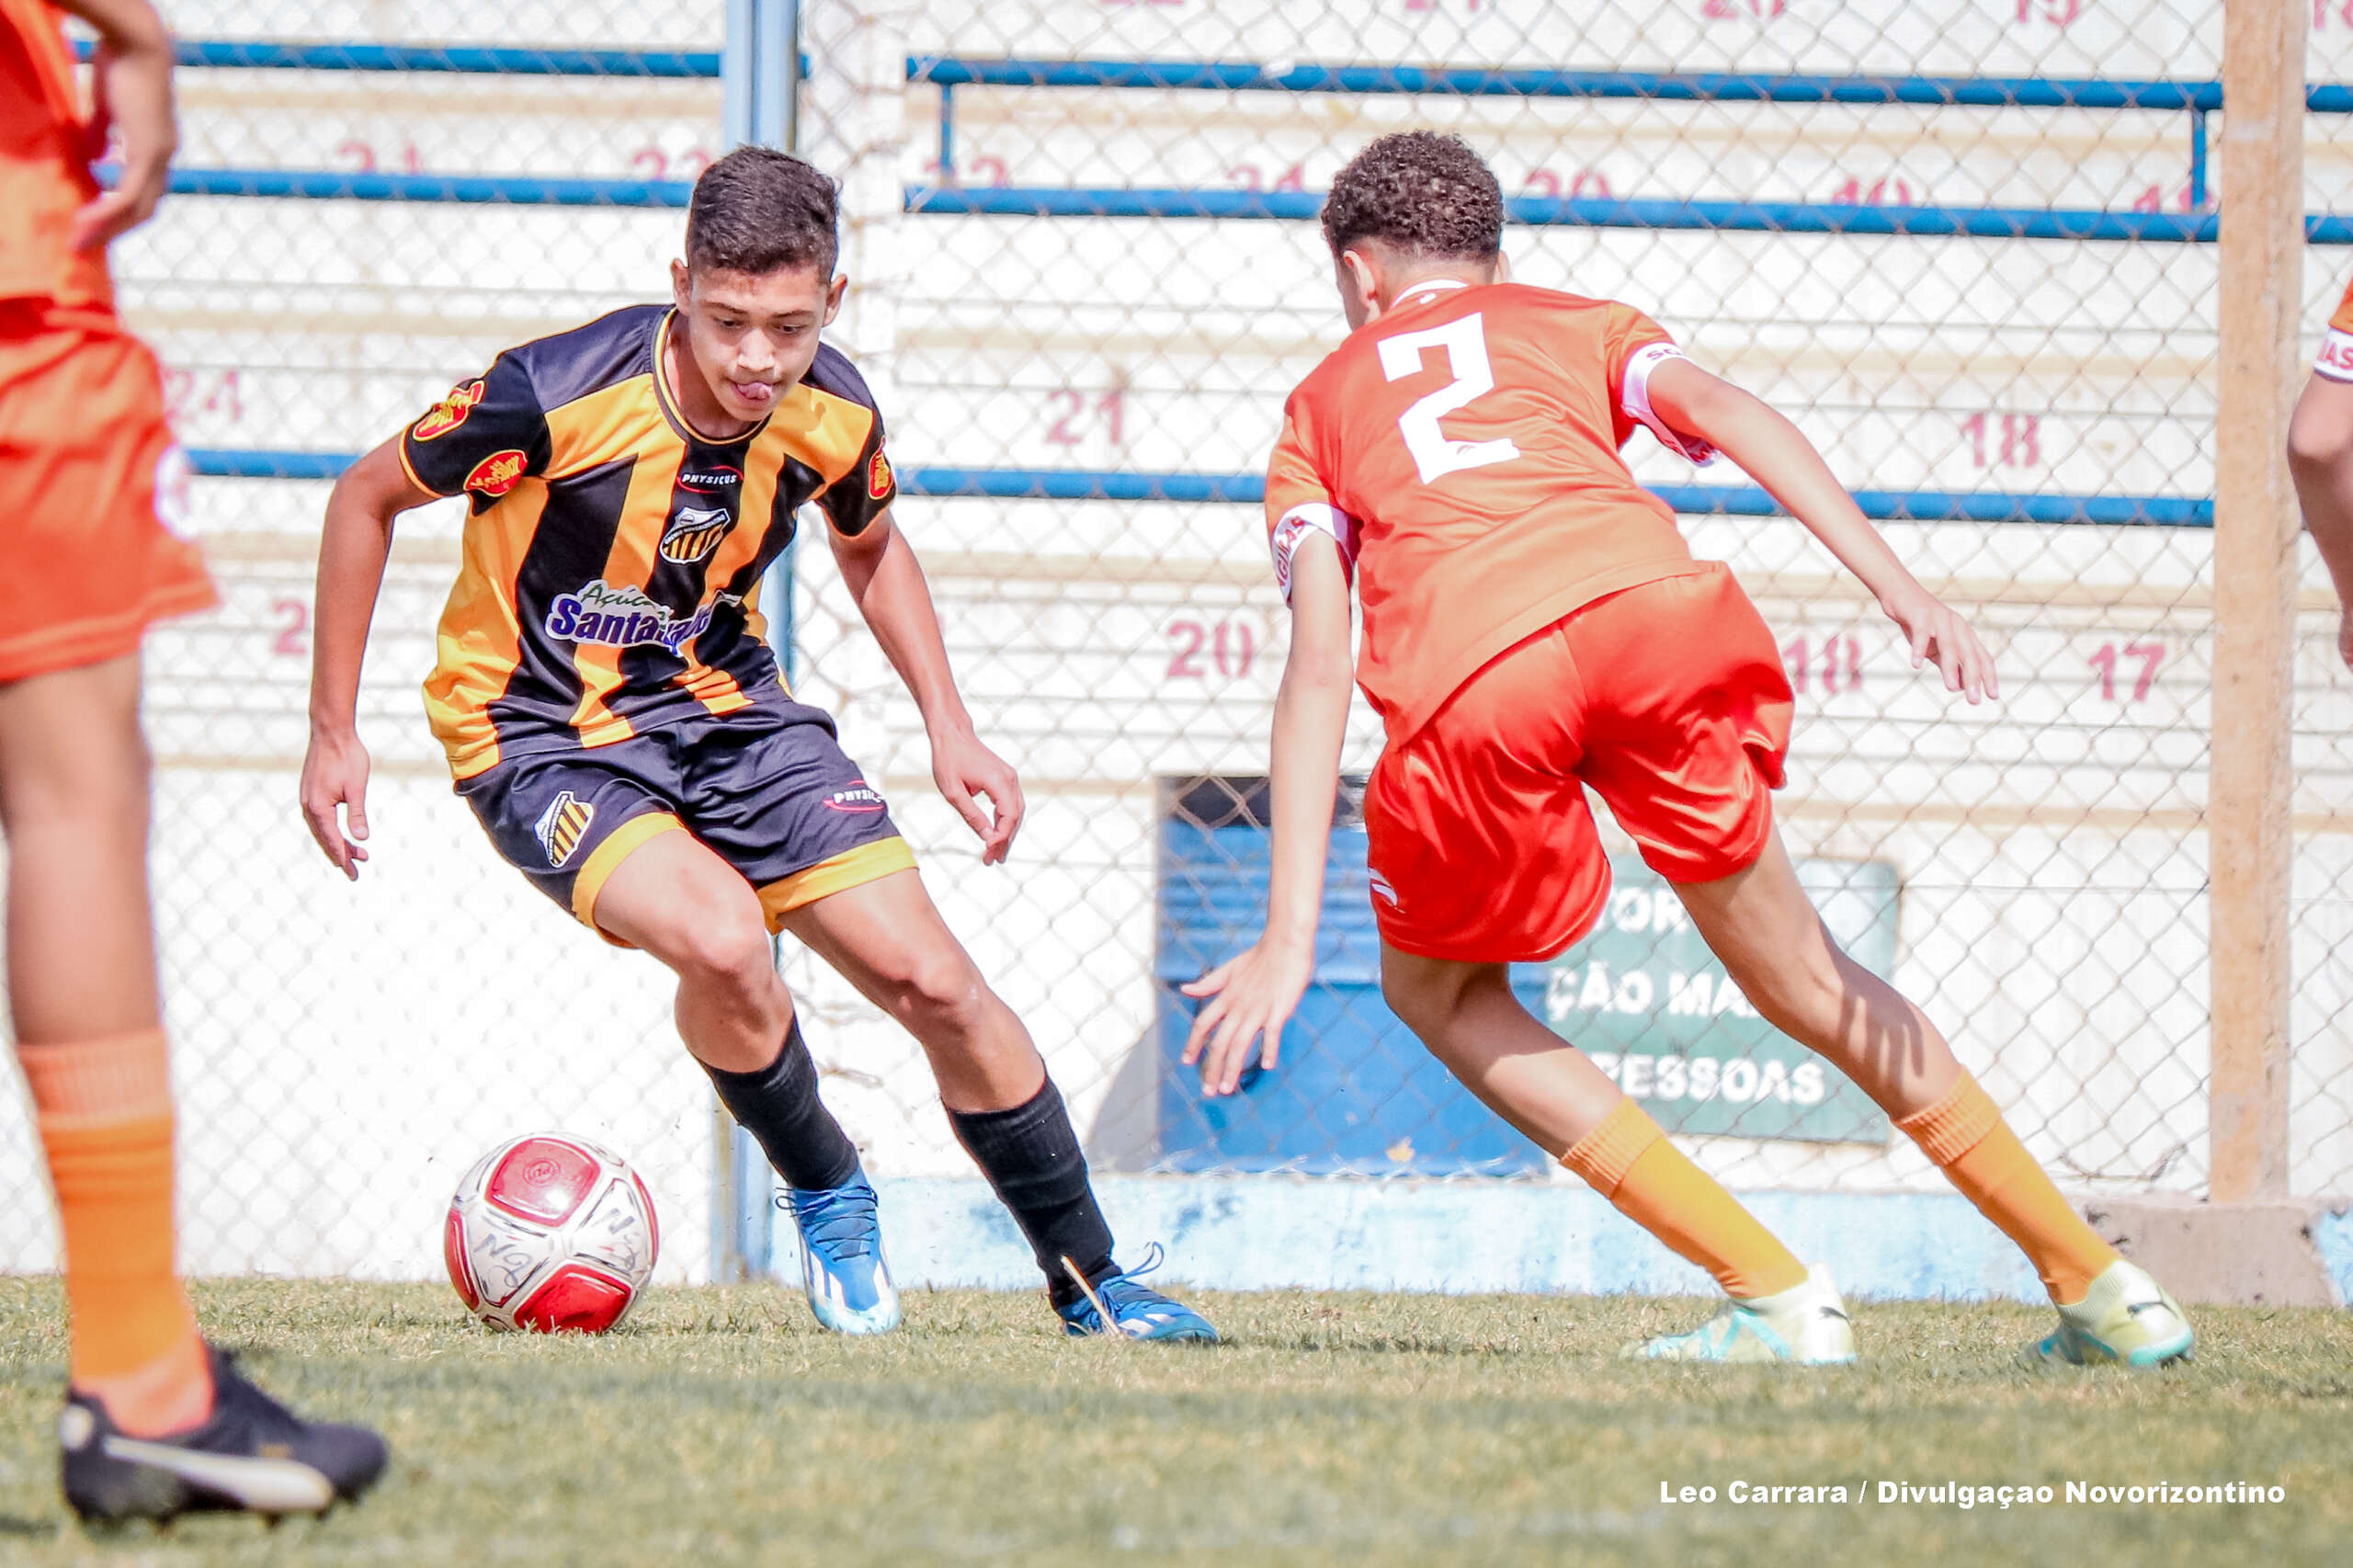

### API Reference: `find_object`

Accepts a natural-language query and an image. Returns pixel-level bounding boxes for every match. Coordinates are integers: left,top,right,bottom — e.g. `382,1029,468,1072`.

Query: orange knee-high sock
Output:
18,1030,210,1436
1894,1070,2118,1306
1562,1098,1808,1300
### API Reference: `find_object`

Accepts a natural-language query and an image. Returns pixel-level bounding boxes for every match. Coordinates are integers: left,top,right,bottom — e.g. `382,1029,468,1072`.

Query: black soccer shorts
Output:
457,696,915,943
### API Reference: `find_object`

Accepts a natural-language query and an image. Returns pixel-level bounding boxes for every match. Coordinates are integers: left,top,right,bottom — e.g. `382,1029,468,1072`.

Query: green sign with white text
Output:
1541,856,1896,1143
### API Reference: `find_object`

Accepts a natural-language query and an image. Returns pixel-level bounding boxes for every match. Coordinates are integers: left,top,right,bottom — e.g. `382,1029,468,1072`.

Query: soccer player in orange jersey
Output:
1186,132,2195,1367
0,0,386,1520
2289,278,2353,668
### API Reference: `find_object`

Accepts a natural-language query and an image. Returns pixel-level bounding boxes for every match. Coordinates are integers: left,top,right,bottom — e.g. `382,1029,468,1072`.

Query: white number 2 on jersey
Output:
1375,312,1521,484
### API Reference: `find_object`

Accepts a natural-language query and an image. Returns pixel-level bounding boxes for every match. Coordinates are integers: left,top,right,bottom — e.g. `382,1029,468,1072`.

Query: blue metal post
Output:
2190,108,2209,210
715,0,801,1287
938,82,956,182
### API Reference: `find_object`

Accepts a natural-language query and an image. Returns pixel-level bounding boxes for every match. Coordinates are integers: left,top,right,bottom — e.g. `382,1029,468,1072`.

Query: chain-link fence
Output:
2,0,2347,1292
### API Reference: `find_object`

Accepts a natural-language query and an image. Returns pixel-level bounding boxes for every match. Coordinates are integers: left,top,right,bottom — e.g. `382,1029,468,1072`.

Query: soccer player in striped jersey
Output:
2,0,386,1520
302,148,1214,1344
1187,132,2193,1369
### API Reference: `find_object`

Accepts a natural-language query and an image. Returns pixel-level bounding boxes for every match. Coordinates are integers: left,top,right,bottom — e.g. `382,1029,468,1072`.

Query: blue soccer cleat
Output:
1056,1245,1220,1343
781,1169,901,1335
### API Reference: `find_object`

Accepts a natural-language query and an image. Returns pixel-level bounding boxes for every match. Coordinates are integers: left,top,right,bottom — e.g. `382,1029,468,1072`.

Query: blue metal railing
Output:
120,41,2251,524
906,57,2288,217
74,39,721,76
151,166,691,206
907,187,2233,243
183,451,2213,528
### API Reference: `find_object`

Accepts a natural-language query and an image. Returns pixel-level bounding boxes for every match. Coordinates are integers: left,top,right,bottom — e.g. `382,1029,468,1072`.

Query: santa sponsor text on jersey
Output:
543,580,723,654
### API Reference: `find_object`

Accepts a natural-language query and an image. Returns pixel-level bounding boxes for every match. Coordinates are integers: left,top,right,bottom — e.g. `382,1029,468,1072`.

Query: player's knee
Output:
882,947,991,1040
2289,396,2353,475
1380,962,1473,1040
0,737,151,837
661,901,774,999
1729,942,1847,1044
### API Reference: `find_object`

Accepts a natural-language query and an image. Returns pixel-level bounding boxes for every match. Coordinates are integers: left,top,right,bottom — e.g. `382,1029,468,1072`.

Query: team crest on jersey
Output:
464,449,529,497
545,579,715,654
867,450,893,500
533,792,596,869
824,782,887,814
659,505,733,563
413,379,487,441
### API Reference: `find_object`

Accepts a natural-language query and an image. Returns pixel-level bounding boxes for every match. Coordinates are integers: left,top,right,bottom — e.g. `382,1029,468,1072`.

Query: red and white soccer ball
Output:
444,1133,659,1333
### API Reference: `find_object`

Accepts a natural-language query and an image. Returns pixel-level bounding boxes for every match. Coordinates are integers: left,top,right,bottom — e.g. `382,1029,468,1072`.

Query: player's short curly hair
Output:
686,146,840,277
1320,132,1504,262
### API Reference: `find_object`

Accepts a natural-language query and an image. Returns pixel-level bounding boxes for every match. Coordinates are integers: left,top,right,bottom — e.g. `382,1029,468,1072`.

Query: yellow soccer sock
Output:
19,1030,211,1437
1894,1070,2119,1306
1562,1097,1809,1300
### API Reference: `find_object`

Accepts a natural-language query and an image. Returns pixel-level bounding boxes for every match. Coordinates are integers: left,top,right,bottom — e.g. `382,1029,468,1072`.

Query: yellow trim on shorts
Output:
756,837,917,930
571,811,686,936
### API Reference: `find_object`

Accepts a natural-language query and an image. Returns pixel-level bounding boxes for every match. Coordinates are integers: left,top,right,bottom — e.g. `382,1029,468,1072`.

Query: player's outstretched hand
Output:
931,725,1025,866
300,729,374,881
1881,585,1999,704
1180,938,1314,1097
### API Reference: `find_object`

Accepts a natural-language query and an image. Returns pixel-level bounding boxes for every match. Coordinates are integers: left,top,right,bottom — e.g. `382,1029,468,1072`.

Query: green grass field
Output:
0,1278,2346,1567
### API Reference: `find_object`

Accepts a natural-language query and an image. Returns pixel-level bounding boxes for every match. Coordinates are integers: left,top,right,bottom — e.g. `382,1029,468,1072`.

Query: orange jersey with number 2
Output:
1264,279,1792,963
1263,278,1714,742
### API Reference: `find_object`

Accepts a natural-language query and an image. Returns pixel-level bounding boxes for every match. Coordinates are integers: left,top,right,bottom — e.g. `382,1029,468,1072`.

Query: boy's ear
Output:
824,272,848,324
668,259,693,311
1340,248,1382,322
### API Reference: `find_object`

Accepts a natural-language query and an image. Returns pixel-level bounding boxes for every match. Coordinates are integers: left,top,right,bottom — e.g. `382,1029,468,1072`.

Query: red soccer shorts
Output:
1362,562,1793,964
0,301,215,682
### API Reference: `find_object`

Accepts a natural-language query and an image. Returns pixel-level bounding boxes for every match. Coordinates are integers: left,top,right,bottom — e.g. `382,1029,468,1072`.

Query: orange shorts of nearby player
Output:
1362,562,1793,965
0,301,214,683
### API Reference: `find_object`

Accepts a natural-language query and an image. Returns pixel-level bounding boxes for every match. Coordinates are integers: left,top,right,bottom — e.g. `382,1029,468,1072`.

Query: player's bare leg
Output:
781,870,1216,1340
1379,946,1849,1362
593,830,892,1330
593,826,799,1074
0,654,208,1435
1,654,387,1512
2288,372,2353,672
1674,828,2193,1366
776,868,1041,1112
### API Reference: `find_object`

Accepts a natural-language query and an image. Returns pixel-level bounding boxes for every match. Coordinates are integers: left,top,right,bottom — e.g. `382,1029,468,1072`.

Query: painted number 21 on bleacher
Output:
1379,314,1521,483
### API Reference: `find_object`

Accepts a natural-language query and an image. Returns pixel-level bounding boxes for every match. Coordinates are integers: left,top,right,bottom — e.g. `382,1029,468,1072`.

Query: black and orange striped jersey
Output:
402,304,898,780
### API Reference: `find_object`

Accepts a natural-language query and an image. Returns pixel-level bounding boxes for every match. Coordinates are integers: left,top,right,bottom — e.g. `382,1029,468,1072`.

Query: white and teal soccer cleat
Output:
2019,1259,2193,1369
781,1169,902,1335
1621,1264,1858,1365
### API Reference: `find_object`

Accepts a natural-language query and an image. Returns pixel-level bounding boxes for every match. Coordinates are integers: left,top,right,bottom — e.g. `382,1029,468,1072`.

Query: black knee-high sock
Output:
699,1017,861,1192
947,1075,1116,1305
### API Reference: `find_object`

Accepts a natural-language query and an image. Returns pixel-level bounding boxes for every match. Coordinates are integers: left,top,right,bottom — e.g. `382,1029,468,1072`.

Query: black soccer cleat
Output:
60,1345,388,1523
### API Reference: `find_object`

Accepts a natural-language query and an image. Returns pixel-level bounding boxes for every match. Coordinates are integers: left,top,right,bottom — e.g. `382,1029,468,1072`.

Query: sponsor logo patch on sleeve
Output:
867,450,894,500
463,449,529,497
413,379,487,441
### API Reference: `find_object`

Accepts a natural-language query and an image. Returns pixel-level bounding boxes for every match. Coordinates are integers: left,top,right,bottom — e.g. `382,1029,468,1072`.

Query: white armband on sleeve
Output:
2318,328,2353,384
1270,502,1360,602
1620,341,1717,465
